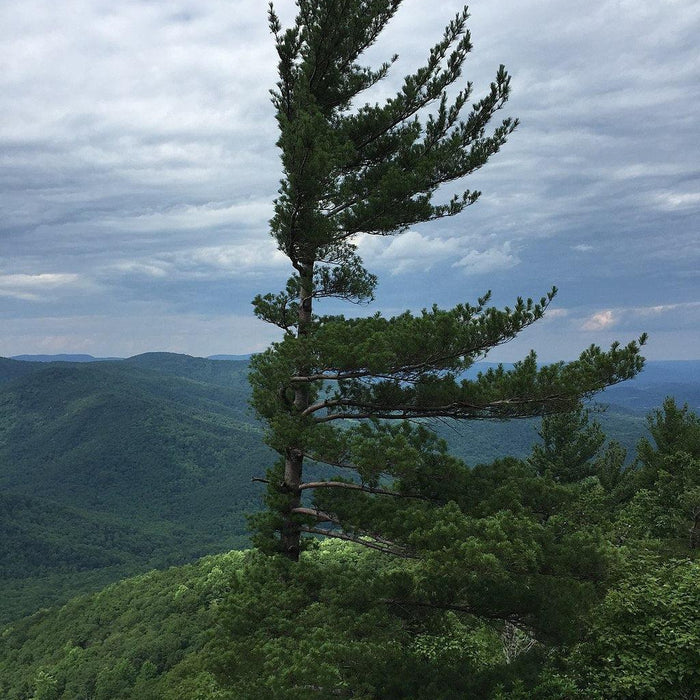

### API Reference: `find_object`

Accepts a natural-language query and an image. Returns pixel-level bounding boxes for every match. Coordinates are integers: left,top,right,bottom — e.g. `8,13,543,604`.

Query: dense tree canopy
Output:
3,402,697,699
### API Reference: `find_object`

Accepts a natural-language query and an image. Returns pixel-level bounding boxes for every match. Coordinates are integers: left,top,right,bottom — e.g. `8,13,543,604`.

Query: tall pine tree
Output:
250,0,645,561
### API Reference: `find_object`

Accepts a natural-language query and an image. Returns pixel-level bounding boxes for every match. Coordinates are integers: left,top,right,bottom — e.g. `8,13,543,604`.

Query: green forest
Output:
0,355,272,621
0,396,699,698
2,352,680,623
2,1,699,698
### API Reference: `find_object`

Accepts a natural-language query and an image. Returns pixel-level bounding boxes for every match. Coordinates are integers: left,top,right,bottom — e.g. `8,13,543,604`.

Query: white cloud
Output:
582,310,616,331
0,273,83,300
634,301,700,316
109,262,171,278
357,232,520,277
104,240,287,283
185,242,288,273
542,308,569,321
0,273,79,288
622,301,700,317
653,191,700,211
454,243,520,275
556,301,700,339
357,231,464,274
628,301,700,331
96,200,273,234
611,163,691,180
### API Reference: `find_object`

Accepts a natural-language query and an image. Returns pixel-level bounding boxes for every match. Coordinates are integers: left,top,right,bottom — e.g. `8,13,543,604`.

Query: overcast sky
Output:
1,0,699,361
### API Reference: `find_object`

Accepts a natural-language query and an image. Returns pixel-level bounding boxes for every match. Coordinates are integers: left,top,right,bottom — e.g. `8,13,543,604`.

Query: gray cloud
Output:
1,0,698,359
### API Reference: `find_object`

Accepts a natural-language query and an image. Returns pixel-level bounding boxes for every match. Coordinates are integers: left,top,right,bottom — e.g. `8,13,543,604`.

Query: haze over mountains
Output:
10,354,253,363
1,352,698,622
11,353,699,409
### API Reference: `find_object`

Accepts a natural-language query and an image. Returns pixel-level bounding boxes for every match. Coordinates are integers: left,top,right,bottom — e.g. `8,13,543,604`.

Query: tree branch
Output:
299,480,435,502
299,525,417,558
311,394,575,423
291,506,339,524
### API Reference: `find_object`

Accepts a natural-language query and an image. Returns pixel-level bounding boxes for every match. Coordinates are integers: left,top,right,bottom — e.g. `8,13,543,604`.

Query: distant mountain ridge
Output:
7,353,699,398
10,354,120,362
599,360,700,413
9,353,252,363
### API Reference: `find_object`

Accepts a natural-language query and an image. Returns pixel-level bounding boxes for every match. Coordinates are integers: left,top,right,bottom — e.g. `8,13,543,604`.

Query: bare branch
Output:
291,506,339,524
299,480,435,502
299,525,417,558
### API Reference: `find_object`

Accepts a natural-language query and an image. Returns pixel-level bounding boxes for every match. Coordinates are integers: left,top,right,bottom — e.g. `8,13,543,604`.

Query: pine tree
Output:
629,399,700,548
250,0,645,561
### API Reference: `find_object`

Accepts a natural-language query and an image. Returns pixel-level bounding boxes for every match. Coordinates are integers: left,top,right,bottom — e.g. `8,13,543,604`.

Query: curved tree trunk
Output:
281,260,314,560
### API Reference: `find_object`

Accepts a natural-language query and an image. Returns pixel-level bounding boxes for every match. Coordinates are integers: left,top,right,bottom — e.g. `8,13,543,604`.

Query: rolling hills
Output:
0,355,272,621
0,353,697,622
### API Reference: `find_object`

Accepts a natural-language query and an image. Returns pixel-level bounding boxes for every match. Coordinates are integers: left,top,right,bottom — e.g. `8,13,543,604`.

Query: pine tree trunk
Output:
281,448,303,559
690,508,700,550
281,260,314,560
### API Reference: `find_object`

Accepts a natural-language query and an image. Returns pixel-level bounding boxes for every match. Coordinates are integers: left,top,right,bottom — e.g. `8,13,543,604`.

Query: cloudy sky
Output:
2,0,698,361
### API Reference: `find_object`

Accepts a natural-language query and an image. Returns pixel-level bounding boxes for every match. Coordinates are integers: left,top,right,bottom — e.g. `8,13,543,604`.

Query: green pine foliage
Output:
617,398,700,551
250,0,645,574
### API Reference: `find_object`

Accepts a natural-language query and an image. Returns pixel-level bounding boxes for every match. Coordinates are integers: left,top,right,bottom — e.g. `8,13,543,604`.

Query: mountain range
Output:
1,353,697,622
0,354,270,621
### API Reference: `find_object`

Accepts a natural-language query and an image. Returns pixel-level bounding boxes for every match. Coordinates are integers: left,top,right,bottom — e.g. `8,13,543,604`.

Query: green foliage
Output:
0,543,513,699
251,0,646,567
0,550,246,699
0,358,40,385
0,354,271,621
0,350,658,625
529,406,607,482
209,542,532,699
245,8,653,696
639,397,700,466
521,403,700,699
618,398,700,550
559,558,700,699
1,403,699,698
267,1,516,253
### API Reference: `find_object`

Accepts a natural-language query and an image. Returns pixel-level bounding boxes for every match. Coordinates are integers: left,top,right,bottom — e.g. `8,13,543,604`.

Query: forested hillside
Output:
1,353,697,622
2,395,698,698
0,354,272,621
